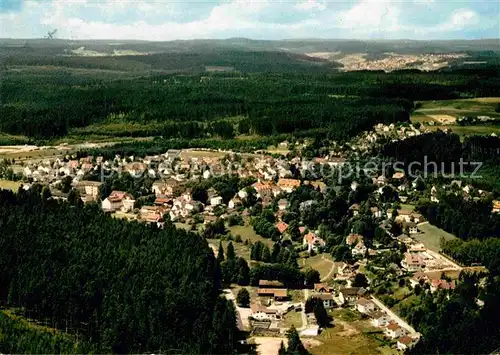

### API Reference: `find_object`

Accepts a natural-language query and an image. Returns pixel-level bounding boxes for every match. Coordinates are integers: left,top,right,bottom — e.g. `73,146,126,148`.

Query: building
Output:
430,279,456,293
210,196,223,206
276,221,289,235
314,283,331,293
259,280,284,288
402,253,425,272
492,200,500,214
396,209,413,223
352,241,367,257
346,233,362,246
251,304,281,321
385,322,404,339
102,191,135,212
406,222,418,235
409,272,429,288
371,311,390,327
75,180,102,199
277,178,301,193
278,199,288,211
313,293,336,309
355,298,375,314
397,336,417,351
339,287,366,306
303,233,325,253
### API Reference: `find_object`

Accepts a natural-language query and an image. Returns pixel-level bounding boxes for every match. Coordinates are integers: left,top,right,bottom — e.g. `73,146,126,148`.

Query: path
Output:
320,255,336,282
223,288,251,331
370,295,418,336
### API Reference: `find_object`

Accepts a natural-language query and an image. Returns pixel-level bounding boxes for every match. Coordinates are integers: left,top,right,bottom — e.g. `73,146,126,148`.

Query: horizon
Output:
1,36,499,42
1,0,499,41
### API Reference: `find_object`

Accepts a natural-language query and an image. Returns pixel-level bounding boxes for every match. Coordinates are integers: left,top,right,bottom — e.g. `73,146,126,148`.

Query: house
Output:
346,233,362,246
355,298,375,314
277,178,301,193
392,172,405,180
228,196,242,209
210,196,223,206
154,196,172,206
339,287,367,306
349,203,360,216
409,272,429,287
395,209,413,223
102,191,135,212
430,279,456,293
259,280,285,288
237,189,249,199
256,288,288,301
376,175,387,185
75,180,102,199
385,322,404,339
386,209,393,219
371,207,382,218
251,305,281,321
310,181,327,193
397,336,417,351
370,310,390,327
303,233,325,252
337,262,355,276
314,283,331,293
313,293,336,309
406,222,418,235
492,200,500,214
278,199,288,211
352,240,367,257
402,253,425,272
152,179,179,197
276,221,289,234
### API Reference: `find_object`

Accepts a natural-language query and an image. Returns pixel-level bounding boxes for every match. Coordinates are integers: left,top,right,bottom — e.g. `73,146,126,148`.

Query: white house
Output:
371,311,390,327
385,322,404,339
250,305,281,321
313,293,336,309
238,189,249,199
101,191,135,213
352,241,367,257
210,196,223,206
355,298,375,314
397,336,416,351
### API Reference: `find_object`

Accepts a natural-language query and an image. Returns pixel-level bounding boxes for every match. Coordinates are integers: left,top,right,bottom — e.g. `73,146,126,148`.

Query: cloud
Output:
0,0,498,40
295,1,326,12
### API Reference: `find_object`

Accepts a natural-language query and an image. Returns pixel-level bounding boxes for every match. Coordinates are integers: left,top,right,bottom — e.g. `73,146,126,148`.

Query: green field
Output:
412,97,500,137
228,222,274,247
414,222,458,252
0,179,22,191
300,254,335,281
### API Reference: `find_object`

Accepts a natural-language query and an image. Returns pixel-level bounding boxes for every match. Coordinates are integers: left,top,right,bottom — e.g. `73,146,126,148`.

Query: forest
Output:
0,188,237,354
2,64,500,141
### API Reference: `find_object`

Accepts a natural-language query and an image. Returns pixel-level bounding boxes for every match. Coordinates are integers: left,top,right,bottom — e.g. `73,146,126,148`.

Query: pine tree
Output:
236,288,250,307
285,325,308,354
226,241,236,261
217,242,225,263
261,246,271,263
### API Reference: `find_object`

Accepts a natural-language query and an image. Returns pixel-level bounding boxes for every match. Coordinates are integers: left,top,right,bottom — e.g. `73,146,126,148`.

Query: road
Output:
370,295,418,336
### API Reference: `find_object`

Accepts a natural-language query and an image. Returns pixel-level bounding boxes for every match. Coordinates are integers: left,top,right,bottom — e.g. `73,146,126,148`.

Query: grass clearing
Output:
414,222,458,252
0,179,22,191
311,316,394,355
228,222,274,247
281,309,302,329
301,254,335,281
207,238,252,260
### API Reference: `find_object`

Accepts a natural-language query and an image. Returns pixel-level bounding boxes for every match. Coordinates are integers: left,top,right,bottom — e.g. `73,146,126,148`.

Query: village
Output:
1,121,498,354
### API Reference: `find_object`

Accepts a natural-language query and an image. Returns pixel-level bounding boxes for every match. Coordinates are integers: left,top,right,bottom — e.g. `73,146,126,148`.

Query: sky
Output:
0,0,499,40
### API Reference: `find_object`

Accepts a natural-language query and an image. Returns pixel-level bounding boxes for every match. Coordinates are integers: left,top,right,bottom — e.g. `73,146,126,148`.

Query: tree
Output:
236,288,250,308
67,189,83,207
303,268,320,286
226,241,236,261
261,246,271,263
353,273,368,288
285,325,309,355
217,242,225,263
41,186,52,200
313,300,329,328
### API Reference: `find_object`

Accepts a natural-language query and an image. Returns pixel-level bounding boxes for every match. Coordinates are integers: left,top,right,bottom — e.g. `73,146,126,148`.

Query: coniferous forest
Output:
0,188,236,354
